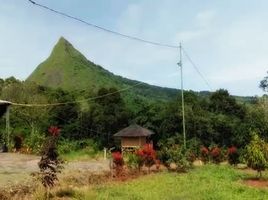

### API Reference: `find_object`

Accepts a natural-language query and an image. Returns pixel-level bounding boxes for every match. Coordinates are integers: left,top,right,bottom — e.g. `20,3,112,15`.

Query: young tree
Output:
244,132,268,178
260,71,268,92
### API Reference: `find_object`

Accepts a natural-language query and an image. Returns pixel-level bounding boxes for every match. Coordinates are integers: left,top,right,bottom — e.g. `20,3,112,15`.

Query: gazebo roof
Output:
113,124,154,137
0,100,11,105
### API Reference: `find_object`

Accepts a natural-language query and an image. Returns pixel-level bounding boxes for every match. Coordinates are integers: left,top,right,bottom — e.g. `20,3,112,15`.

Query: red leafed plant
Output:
200,146,209,163
210,147,222,164
227,146,239,165
228,146,237,154
136,144,156,172
48,126,61,137
37,126,63,197
112,151,124,177
112,152,124,166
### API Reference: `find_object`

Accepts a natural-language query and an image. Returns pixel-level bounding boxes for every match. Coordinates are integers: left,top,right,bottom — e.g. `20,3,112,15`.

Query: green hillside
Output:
27,37,253,103
27,37,178,101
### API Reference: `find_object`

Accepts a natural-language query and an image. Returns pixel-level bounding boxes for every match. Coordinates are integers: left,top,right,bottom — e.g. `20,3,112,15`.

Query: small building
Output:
113,124,154,150
0,100,11,117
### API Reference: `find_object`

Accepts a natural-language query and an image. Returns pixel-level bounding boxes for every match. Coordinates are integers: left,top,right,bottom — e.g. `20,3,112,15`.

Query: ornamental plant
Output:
112,151,124,176
136,144,156,172
135,149,145,171
227,146,239,165
200,146,209,163
158,140,192,172
244,132,268,178
37,126,63,198
210,146,222,164
142,144,156,171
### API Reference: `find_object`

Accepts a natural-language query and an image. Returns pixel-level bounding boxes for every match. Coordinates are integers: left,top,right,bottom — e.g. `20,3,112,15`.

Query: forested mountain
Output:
27,37,179,102
0,37,263,154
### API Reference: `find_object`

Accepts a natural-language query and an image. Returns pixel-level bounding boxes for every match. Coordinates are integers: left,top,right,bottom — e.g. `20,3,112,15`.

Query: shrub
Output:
36,126,63,198
24,130,45,154
227,146,239,165
13,135,23,151
112,151,124,176
135,144,156,172
200,147,209,163
112,151,124,166
158,141,192,172
135,149,145,171
141,144,156,171
126,153,140,170
244,132,268,178
210,146,222,164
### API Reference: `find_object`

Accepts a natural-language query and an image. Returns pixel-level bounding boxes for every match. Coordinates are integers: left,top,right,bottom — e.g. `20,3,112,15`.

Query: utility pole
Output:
178,43,186,149
6,106,10,148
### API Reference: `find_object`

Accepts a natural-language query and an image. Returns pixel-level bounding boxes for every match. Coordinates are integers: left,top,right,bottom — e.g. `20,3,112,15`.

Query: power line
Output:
11,82,144,107
182,47,213,91
27,0,179,49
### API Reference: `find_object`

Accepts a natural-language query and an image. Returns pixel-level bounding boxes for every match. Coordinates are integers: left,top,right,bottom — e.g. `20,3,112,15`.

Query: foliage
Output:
112,152,124,167
13,135,23,151
200,146,209,163
37,126,63,189
112,151,124,176
135,144,156,172
244,132,268,177
260,71,268,92
210,146,222,164
227,146,239,165
126,153,140,170
158,138,192,171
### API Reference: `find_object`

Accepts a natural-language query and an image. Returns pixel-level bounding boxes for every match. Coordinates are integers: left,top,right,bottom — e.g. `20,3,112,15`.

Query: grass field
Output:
75,165,268,200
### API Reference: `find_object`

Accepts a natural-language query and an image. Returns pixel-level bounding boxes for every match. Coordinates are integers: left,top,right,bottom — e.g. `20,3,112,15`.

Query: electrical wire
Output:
11,82,144,107
182,47,213,91
27,0,179,49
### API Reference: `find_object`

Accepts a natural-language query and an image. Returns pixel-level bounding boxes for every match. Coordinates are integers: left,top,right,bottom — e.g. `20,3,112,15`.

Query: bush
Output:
37,126,63,194
210,146,222,164
112,151,124,176
24,130,45,154
227,146,239,165
200,147,209,163
126,153,140,170
244,132,268,178
135,144,156,172
158,141,192,172
13,135,23,151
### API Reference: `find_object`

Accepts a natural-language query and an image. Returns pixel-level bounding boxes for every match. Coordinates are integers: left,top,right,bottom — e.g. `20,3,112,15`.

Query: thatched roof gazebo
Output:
114,124,154,150
0,100,11,117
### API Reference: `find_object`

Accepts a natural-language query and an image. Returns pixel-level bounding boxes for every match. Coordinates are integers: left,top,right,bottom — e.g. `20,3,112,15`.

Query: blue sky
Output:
1,0,268,96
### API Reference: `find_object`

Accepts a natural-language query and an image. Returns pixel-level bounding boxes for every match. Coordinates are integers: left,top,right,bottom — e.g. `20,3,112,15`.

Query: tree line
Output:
0,75,268,153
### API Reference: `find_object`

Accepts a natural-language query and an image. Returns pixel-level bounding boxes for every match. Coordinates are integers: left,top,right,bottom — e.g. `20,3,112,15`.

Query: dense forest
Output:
0,38,267,156
0,74,267,155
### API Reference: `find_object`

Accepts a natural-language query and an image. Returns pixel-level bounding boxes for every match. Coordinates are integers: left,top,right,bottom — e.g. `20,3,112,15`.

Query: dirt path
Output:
0,153,109,187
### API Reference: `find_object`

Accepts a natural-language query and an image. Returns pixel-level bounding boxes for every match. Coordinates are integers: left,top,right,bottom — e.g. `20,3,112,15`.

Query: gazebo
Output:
0,100,11,117
113,124,154,150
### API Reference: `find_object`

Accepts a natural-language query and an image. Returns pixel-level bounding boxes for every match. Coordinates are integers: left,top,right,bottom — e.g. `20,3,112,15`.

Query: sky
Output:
1,0,268,96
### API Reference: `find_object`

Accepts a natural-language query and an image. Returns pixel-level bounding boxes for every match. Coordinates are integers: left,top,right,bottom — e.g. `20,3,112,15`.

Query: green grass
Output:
61,149,102,161
78,165,268,200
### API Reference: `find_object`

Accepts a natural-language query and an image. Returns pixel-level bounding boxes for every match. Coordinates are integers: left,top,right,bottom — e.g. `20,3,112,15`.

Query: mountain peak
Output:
50,37,76,57
57,36,71,46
